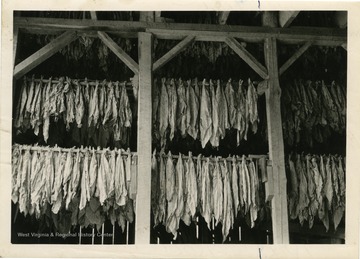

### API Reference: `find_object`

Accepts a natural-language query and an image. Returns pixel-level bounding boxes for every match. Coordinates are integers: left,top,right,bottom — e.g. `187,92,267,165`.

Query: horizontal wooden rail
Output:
15,17,347,46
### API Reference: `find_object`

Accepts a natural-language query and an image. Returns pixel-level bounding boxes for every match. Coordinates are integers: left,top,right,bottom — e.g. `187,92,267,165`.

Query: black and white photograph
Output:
1,2,359,258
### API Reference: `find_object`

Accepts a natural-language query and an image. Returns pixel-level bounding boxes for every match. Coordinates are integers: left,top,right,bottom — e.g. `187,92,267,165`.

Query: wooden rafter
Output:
218,11,230,25
14,17,347,47
279,11,300,28
13,31,78,80
225,37,268,79
153,35,195,72
97,31,139,74
279,41,312,76
90,11,97,20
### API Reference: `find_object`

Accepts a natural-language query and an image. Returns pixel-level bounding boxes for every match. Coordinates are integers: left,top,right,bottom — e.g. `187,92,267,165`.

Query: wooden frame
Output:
12,14,347,245
15,17,347,46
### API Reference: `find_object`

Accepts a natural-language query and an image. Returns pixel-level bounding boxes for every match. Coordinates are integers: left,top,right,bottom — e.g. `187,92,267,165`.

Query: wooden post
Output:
264,37,290,244
13,26,19,68
262,12,279,27
135,32,153,244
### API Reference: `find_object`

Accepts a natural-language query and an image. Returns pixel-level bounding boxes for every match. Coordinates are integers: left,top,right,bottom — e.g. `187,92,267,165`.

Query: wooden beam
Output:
155,11,161,18
135,32,153,244
97,31,139,74
153,35,195,72
13,26,19,67
262,11,279,27
279,11,300,28
13,31,78,80
90,11,97,20
335,11,347,28
225,37,268,79
264,37,289,244
218,11,230,25
279,41,312,76
14,17,347,46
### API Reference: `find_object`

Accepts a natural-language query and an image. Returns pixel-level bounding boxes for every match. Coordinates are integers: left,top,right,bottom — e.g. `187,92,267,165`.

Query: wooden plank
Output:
264,37,289,244
13,31,78,80
265,163,274,202
262,11,279,27
335,11,347,28
21,27,139,39
135,32,153,245
97,31,139,74
149,25,346,46
13,26,19,67
90,11,97,20
279,41,312,76
218,11,230,25
14,17,347,46
225,37,268,79
150,27,346,46
153,35,195,72
155,11,161,18
279,11,300,28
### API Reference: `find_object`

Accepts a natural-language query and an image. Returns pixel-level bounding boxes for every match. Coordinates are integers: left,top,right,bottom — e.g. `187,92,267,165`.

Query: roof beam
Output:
263,11,279,27
153,35,195,72
97,31,139,74
335,11,347,28
90,11,97,20
225,37,268,79
218,11,230,25
13,31,78,80
14,17,347,46
279,41,312,76
279,11,300,28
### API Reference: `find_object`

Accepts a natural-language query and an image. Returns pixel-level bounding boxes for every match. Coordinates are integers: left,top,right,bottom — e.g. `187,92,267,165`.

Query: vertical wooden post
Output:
135,32,153,244
13,26,19,68
264,37,290,244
